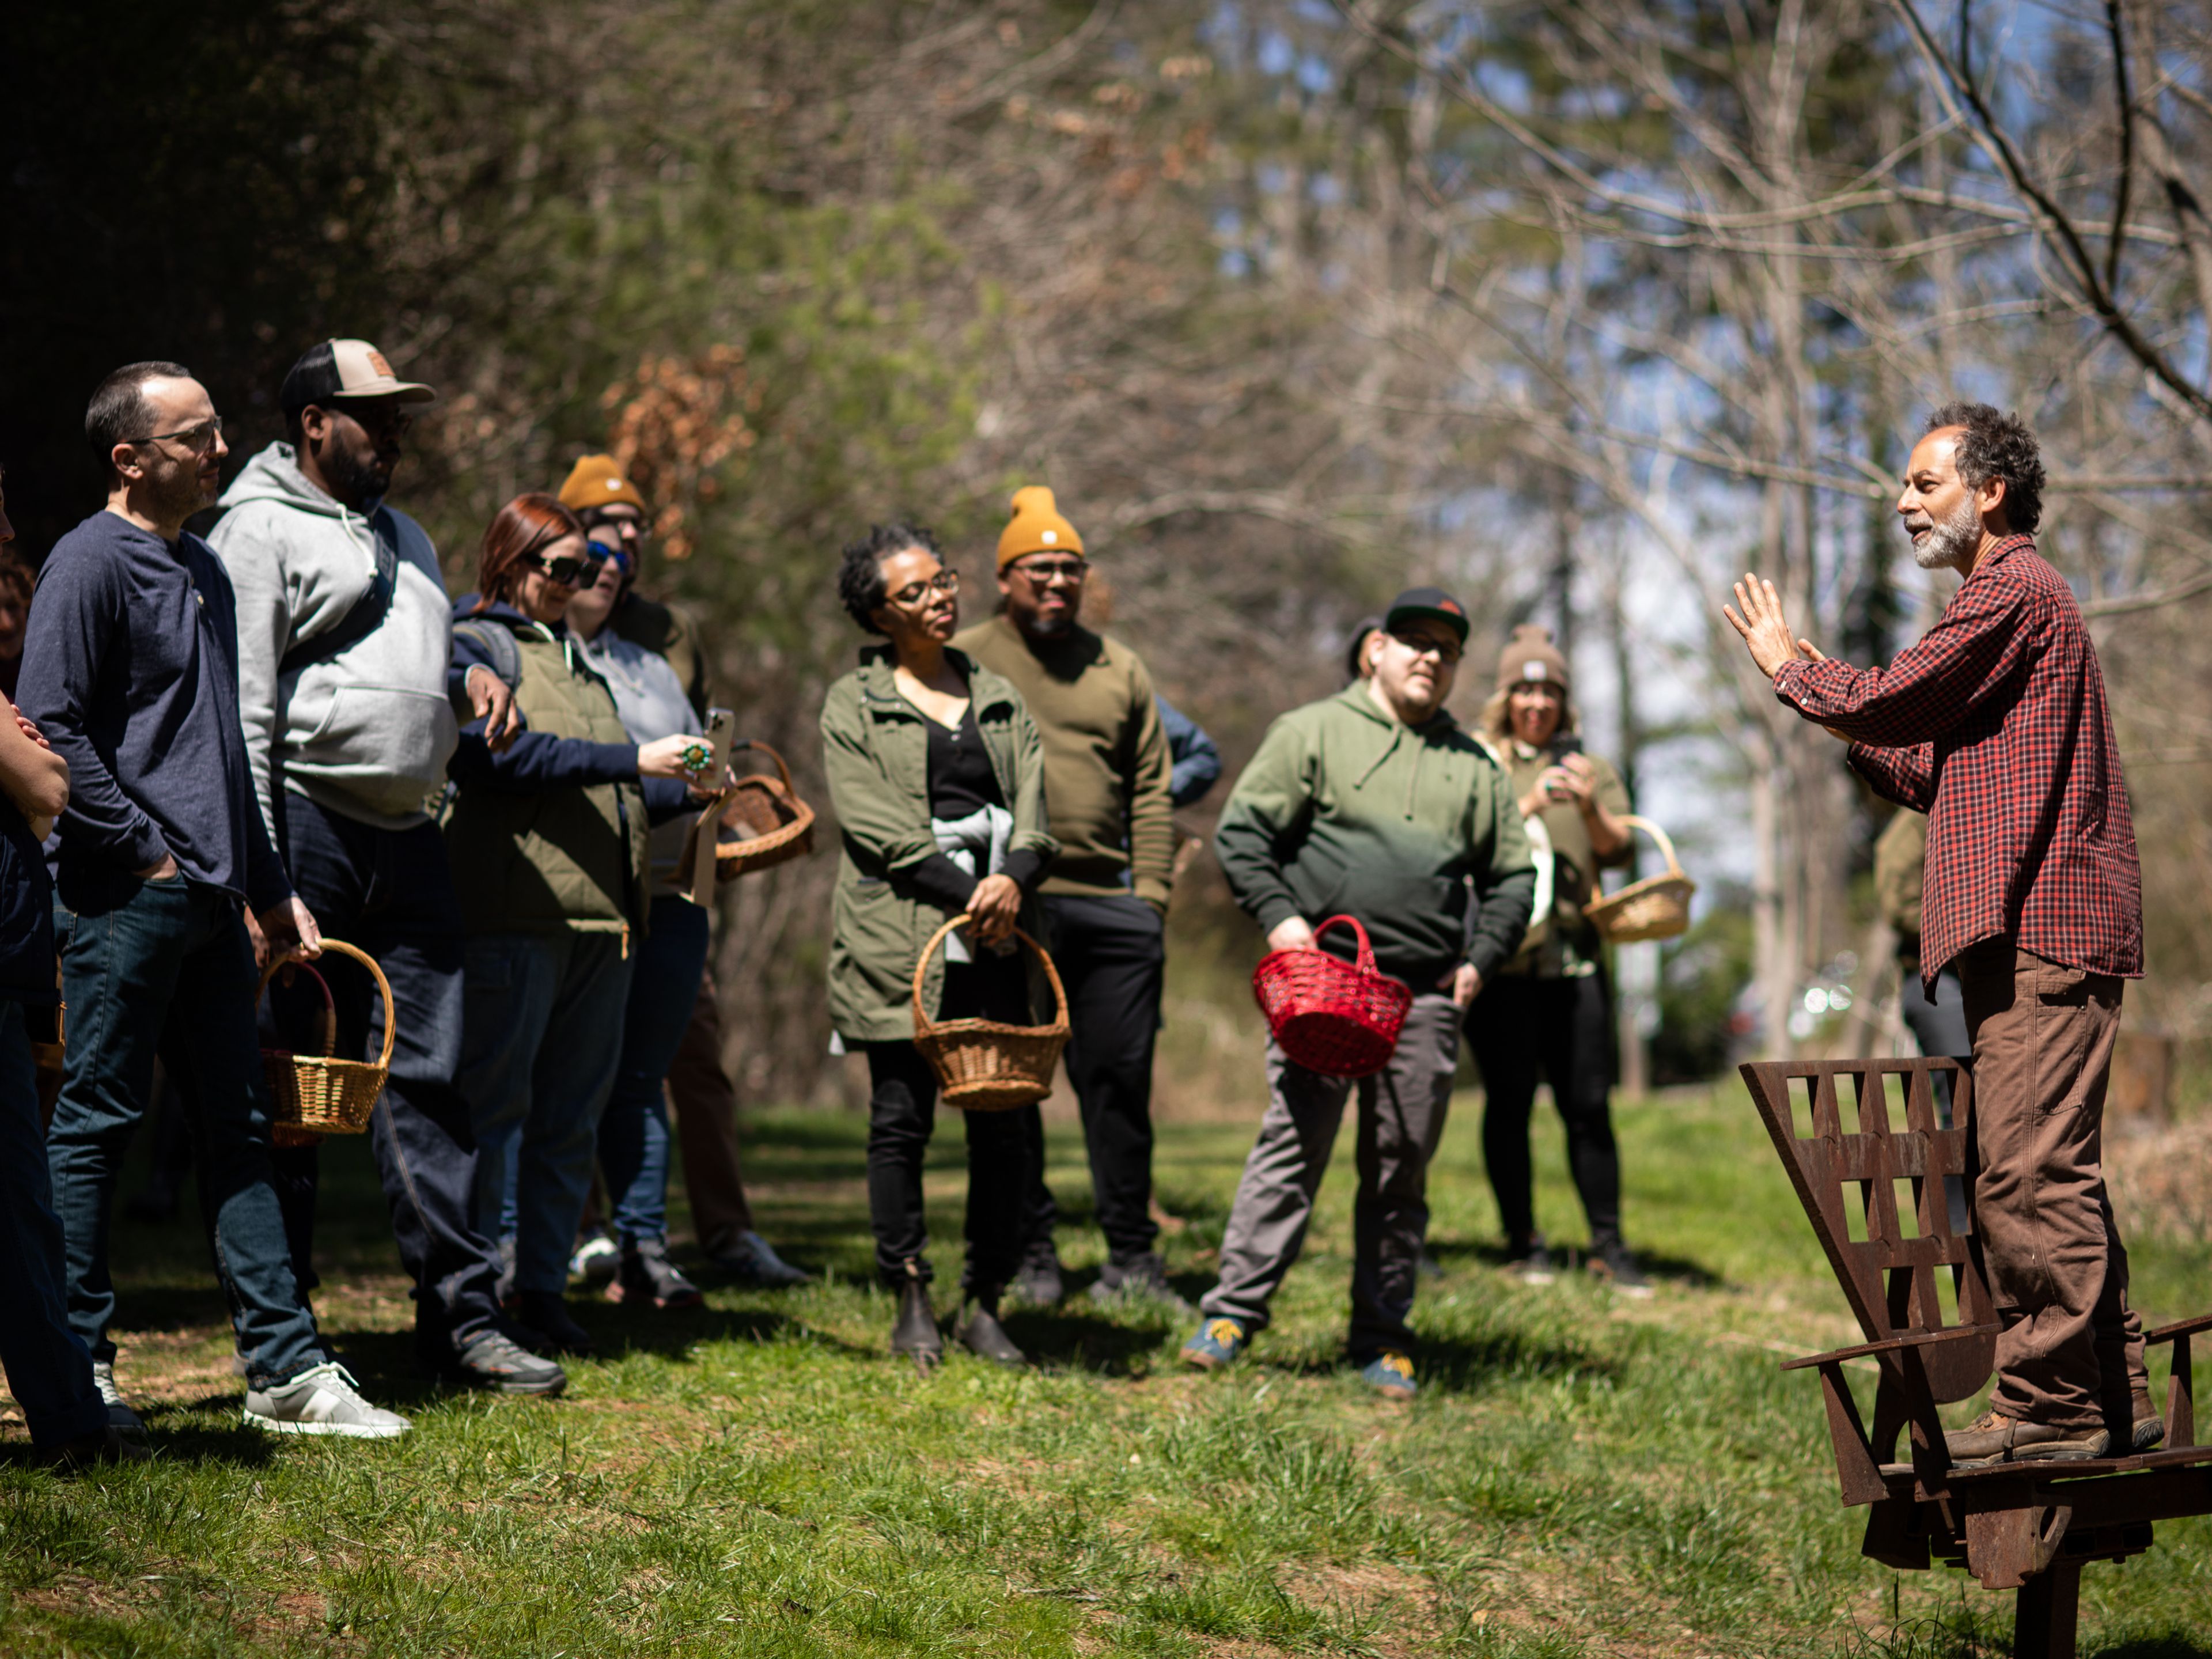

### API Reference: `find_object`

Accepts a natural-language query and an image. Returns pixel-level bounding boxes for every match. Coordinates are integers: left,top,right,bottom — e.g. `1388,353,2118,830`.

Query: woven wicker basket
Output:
910,913,1071,1112
714,740,816,881
1583,816,1696,945
257,940,395,1136
1251,914,1413,1078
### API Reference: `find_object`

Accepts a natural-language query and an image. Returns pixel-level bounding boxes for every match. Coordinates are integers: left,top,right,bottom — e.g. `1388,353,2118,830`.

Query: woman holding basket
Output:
1466,625,1649,1295
821,523,1057,1372
444,495,713,1355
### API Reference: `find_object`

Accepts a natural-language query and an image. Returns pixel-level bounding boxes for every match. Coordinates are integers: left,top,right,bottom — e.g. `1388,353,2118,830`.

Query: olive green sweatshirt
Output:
1214,684,1536,986
951,615,1175,908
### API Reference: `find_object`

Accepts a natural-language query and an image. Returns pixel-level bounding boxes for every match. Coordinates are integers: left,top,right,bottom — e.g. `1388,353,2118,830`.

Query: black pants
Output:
1464,973,1622,1249
865,957,1032,1300
1018,895,1165,1263
269,792,507,1363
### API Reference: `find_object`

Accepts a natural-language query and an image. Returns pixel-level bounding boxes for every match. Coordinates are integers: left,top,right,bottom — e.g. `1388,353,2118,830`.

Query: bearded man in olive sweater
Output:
952,487,1180,1308
1184,589,1535,1399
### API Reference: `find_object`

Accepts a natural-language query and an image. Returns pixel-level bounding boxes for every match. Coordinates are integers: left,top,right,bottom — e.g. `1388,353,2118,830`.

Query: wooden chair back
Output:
1740,1058,1996,1403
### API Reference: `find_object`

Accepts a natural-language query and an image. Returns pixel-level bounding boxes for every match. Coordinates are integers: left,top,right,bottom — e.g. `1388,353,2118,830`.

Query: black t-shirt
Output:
902,695,1044,911
926,705,1005,819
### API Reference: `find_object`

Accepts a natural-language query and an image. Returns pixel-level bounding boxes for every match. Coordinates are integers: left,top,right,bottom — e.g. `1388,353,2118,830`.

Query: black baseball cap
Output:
1382,586,1470,645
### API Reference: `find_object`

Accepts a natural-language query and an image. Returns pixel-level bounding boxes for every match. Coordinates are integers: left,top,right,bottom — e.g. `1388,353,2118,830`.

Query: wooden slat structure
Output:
1740,1058,2212,1659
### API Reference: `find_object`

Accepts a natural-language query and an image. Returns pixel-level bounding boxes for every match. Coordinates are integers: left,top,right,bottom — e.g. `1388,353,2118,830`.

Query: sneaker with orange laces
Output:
1180,1317,1249,1370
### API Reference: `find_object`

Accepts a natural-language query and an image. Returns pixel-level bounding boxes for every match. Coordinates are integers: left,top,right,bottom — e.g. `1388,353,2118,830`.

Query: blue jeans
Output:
460,929,631,1296
47,867,324,1387
272,793,506,1359
0,999,106,1447
598,895,711,1245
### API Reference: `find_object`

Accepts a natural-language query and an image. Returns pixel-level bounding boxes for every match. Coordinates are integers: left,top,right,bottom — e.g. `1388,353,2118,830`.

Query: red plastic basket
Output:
1250,915,1413,1078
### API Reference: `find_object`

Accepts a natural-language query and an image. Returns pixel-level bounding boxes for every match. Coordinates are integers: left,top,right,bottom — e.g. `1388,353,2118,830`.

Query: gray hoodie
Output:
208,443,462,835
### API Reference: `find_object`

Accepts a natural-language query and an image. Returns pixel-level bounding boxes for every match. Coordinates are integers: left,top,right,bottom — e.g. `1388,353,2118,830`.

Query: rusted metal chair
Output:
1740,1056,2212,1659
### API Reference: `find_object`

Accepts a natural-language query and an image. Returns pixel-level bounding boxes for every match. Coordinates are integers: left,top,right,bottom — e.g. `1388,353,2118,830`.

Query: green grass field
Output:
3,1085,2209,1658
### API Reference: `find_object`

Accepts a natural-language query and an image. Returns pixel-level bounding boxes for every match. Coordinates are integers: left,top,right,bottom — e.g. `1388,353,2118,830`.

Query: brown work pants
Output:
668,972,756,1255
1957,941,2147,1430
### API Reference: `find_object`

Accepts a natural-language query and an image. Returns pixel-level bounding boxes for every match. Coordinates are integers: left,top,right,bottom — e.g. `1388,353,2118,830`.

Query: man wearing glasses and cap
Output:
204,339,563,1398
22,361,416,1438
1185,588,1535,1398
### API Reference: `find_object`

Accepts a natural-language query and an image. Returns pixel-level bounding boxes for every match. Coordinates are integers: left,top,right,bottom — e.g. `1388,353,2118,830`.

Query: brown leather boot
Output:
1945,1411,2109,1467
2133,1388,2166,1452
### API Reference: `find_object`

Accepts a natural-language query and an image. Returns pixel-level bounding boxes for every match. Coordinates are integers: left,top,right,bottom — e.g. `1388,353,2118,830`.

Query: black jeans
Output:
865,958,1032,1300
1018,894,1165,1263
271,792,505,1361
1465,973,1623,1249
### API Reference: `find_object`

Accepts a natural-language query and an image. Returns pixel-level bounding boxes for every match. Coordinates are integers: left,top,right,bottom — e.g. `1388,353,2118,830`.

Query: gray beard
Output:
1912,498,1980,571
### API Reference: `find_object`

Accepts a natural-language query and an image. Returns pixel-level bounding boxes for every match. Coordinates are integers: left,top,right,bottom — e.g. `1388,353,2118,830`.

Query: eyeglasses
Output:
1389,630,1463,665
128,416,225,454
1011,557,1088,585
524,548,607,588
887,570,960,607
586,537,634,575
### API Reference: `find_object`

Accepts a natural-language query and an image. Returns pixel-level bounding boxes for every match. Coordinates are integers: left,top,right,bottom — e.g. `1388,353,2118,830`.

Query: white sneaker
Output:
243,1361,411,1439
90,1361,147,1440
569,1231,619,1287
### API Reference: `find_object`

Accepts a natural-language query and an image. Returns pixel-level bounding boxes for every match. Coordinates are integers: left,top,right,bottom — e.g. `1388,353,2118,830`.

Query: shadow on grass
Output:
576,1304,873,1366
2088,1640,2212,1659
1003,1304,1179,1376
0,1406,287,1470
1424,1234,1725,1290
107,1281,238,1337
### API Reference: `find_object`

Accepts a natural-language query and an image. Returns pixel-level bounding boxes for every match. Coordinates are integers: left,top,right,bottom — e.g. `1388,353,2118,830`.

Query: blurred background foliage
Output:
7,0,2212,1110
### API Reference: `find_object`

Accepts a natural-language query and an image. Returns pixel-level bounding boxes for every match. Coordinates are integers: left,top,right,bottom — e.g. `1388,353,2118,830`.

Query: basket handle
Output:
253,939,397,1071
1309,914,1378,972
1616,816,1685,880
730,738,796,793
911,911,1070,1037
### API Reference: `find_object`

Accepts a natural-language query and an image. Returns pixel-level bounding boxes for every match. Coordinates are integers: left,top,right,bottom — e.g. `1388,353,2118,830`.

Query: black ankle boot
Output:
889,1262,942,1373
955,1299,1027,1368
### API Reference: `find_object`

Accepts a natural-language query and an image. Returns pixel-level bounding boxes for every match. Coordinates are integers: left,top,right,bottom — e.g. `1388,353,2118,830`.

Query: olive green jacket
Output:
444,613,649,940
820,644,1059,1044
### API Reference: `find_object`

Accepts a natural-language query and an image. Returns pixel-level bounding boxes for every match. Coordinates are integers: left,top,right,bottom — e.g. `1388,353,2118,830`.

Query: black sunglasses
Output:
524,547,605,587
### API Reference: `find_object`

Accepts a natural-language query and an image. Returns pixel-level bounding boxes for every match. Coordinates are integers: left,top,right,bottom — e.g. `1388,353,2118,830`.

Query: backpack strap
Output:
279,508,400,675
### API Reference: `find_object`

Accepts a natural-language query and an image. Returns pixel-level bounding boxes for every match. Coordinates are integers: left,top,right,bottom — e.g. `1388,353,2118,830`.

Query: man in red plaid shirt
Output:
1726,403,2152,1466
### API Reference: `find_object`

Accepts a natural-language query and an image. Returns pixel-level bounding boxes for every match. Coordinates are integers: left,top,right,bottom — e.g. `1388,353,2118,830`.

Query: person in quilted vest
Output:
445,494,710,1358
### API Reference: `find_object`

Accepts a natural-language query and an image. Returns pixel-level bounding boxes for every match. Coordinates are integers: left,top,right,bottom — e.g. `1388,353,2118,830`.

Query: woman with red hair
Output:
444,494,709,1358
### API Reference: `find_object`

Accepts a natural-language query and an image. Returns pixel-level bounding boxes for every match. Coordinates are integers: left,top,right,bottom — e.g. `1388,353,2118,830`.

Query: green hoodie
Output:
1214,684,1536,986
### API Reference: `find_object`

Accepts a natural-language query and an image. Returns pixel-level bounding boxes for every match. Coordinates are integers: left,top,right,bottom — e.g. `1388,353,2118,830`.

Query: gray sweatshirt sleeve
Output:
204,506,293,851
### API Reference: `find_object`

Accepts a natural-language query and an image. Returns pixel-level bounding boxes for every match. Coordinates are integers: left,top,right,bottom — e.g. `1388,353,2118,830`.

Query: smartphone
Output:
702,706,738,784
1545,732,1582,800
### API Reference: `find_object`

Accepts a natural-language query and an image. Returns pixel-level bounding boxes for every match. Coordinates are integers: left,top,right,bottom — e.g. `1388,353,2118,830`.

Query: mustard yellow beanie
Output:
996,486,1084,570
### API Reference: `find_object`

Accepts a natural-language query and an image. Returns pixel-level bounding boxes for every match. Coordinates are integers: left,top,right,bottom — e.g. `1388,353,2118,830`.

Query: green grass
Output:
4,1086,2210,1657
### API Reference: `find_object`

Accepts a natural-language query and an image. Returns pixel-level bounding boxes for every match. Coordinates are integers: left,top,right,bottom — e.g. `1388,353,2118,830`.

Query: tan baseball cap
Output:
279,338,437,412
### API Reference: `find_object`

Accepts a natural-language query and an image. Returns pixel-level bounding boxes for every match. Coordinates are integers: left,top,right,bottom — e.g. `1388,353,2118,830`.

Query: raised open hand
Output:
1723,574,1824,679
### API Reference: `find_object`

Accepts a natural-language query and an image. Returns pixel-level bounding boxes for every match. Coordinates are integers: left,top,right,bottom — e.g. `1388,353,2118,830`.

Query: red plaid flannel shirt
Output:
1772,536,2142,985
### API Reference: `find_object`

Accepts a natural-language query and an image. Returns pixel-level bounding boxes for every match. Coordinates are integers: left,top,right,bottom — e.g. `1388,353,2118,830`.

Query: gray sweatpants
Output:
1200,992,1460,1358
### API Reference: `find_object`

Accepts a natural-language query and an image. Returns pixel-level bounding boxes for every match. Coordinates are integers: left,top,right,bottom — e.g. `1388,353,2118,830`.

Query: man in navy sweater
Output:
20,362,409,1440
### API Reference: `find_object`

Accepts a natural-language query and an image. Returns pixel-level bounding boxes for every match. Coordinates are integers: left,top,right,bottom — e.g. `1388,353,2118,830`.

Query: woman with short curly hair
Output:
820,522,1057,1371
